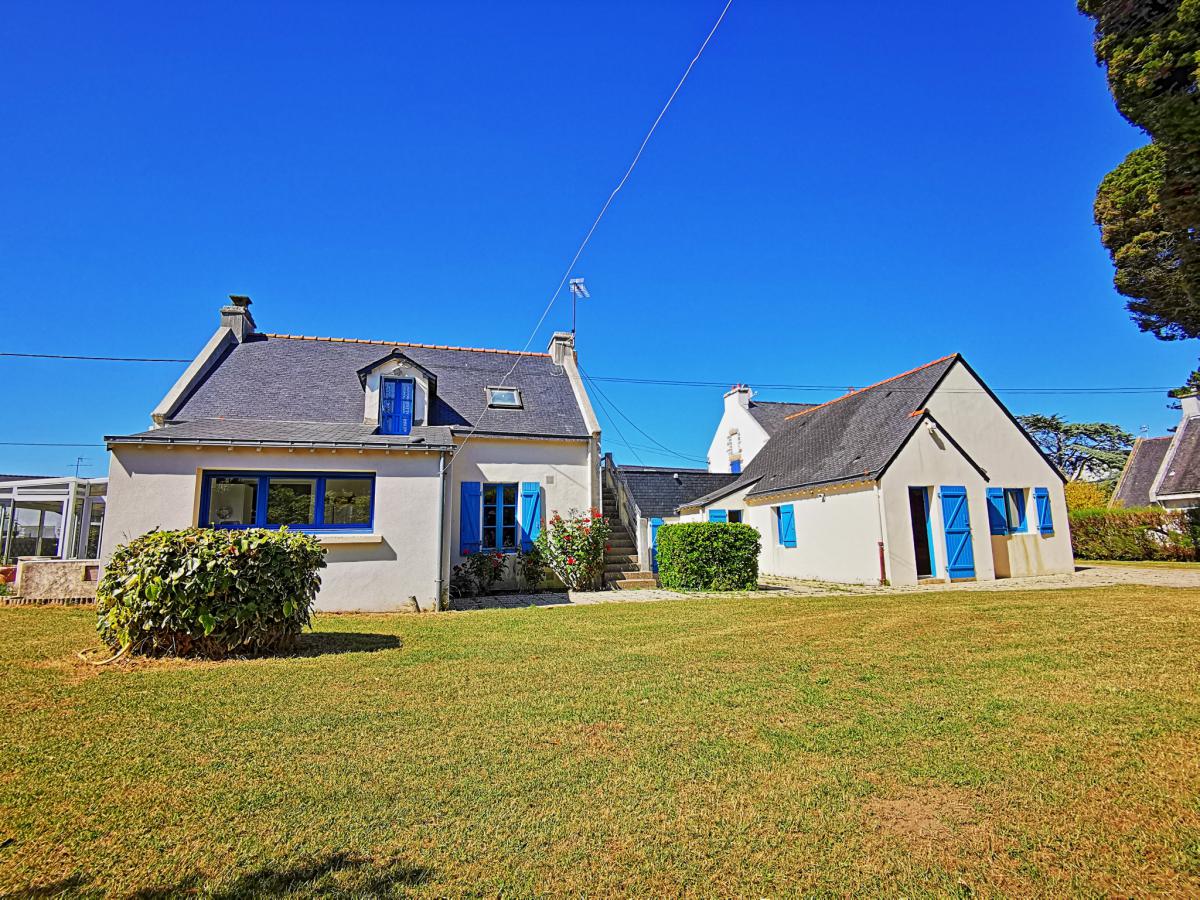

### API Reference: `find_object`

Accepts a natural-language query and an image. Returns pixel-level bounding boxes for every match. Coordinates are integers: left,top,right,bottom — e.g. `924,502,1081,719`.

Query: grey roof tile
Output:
615,466,741,518
1155,419,1200,496
747,400,818,434
684,356,959,507
1111,436,1171,508
162,334,589,439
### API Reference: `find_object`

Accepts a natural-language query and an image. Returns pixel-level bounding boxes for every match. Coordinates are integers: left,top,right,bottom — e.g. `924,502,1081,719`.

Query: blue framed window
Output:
1004,488,1027,533
199,471,375,532
380,377,415,435
482,482,519,551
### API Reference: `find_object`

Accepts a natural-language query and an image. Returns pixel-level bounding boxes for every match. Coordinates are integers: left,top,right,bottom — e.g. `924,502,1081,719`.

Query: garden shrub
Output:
536,509,611,590
516,547,548,592
656,522,760,591
1069,507,1199,561
1064,480,1112,513
97,528,326,658
449,551,508,599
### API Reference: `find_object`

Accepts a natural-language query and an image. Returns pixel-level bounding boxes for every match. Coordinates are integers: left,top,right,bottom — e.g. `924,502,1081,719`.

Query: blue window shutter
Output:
380,378,396,434
709,509,728,523
778,504,796,548
460,481,482,554
519,482,541,551
939,486,976,579
650,517,663,573
730,460,742,474
1035,488,1053,534
398,379,414,434
986,488,1008,535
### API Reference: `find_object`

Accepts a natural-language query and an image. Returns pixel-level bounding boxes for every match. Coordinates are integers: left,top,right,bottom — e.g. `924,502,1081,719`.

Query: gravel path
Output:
456,563,1200,611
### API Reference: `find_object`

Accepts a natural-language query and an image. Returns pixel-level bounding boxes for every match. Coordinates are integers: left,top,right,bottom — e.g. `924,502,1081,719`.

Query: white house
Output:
101,296,602,611
611,354,1074,587
1111,393,1200,510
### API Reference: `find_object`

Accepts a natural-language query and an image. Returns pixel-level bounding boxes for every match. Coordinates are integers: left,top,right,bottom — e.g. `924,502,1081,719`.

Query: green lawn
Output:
1080,558,1200,570
2,587,1199,898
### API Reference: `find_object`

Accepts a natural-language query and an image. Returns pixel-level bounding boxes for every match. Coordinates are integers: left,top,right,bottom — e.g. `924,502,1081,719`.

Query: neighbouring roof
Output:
686,355,962,507
1156,418,1200,497
0,475,52,482
1111,436,1172,508
616,466,741,519
109,333,591,444
107,418,456,450
746,400,818,434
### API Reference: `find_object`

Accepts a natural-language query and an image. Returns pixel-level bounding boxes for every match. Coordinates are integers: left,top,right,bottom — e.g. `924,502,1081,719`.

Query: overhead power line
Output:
580,366,708,463
0,352,190,363
0,441,106,448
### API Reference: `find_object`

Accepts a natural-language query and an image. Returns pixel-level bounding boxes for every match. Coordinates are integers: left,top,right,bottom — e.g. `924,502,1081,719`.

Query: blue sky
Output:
2,1,1193,476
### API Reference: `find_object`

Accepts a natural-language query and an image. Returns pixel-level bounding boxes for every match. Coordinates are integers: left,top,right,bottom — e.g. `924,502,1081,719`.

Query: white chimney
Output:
220,295,256,342
1180,392,1200,419
724,384,751,412
547,331,574,368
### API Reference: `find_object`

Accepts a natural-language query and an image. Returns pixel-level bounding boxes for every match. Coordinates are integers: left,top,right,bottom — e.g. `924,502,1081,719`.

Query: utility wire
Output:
580,366,708,463
1,351,1180,395
586,377,646,465
0,441,106,448
452,0,735,455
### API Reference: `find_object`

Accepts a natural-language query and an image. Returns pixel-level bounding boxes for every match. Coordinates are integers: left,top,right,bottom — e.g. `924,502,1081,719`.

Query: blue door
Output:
380,378,414,435
650,517,663,573
939,486,975,579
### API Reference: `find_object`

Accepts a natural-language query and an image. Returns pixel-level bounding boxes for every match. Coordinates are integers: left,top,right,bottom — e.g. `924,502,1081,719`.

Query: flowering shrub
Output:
449,551,508,598
516,547,548,592
535,508,611,590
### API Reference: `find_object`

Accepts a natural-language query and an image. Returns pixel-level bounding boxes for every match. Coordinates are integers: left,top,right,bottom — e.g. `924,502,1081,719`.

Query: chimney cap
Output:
228,294,252,308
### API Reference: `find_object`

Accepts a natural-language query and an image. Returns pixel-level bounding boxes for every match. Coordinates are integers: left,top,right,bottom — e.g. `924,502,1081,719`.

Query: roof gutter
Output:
105,436,457,452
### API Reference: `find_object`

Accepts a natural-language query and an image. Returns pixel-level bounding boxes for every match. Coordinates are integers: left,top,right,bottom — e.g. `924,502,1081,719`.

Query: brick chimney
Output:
220,295,256,342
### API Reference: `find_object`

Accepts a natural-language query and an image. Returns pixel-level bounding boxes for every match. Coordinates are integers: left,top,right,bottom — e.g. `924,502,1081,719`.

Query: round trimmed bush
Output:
656,522,760,591
97,528,326,658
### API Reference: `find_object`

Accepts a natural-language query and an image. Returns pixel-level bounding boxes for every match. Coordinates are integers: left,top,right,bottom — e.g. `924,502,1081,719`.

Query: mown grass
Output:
1079,558,1200,571
1,586,1198,898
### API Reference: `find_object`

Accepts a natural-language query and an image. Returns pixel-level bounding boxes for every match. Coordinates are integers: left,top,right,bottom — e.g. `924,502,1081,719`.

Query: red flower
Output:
567,556,576,565
605,544,612,551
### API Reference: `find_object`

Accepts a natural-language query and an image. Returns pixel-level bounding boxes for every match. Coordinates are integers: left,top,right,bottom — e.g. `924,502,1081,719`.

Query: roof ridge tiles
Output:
783,354,958,422
263,333,550,357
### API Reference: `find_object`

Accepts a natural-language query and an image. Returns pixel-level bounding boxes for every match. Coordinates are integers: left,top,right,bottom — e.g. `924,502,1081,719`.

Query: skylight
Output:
487,386,522,409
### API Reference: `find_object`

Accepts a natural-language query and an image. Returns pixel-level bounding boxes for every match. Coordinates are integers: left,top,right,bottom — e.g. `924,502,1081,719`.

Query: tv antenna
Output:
569,277,590,334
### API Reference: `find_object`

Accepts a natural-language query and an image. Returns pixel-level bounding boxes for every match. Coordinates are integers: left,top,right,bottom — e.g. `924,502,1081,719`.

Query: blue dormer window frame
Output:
198,471,375,533
380,377,415,435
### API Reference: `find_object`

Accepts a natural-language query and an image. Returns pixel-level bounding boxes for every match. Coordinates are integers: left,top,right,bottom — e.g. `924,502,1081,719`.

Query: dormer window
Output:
380,377,415,435
487,386,522,409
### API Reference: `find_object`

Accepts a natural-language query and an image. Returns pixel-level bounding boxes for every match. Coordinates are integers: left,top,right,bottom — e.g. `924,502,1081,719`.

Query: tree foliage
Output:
1095,143,1197,338
1079,1,1200,329
1017,413,1133,480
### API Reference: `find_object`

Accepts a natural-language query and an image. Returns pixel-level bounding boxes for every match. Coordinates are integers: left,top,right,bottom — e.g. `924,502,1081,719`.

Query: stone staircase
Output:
602,487,657,590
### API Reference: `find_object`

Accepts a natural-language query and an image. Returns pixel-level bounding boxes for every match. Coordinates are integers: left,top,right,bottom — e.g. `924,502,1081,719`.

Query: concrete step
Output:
603,552,639,564
604,563,641,576
611,574,658,590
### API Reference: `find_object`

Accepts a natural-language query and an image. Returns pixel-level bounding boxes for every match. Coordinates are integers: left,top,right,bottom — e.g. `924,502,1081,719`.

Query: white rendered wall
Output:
920,362,1074,579
750,484,884,584
444,435,596,589
102,445,446,612
706,390,771,474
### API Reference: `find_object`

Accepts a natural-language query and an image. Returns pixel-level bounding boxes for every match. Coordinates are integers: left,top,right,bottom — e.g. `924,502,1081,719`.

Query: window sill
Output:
316,533,384,545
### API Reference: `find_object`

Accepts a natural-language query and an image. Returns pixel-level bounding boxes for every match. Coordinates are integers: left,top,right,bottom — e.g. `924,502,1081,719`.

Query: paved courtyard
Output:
452,563,1200,611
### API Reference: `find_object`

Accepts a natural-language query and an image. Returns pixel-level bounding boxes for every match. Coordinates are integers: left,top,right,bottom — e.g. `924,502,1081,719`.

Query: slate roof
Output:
1156,418,1200,496
1111,436,1172,508
109,333,591,444
107,419,456,450
0,475,52,483
747,400,818,434
616,466,741,519
684,355,962,508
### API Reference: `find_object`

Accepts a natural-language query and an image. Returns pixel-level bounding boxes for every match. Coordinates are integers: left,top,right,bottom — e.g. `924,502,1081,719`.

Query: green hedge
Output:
1069,507,1200,561
656,522,760,591
97,528,326,658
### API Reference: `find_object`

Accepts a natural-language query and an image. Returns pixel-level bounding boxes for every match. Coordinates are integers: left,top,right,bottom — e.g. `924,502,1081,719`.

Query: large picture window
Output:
200,472,374,531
